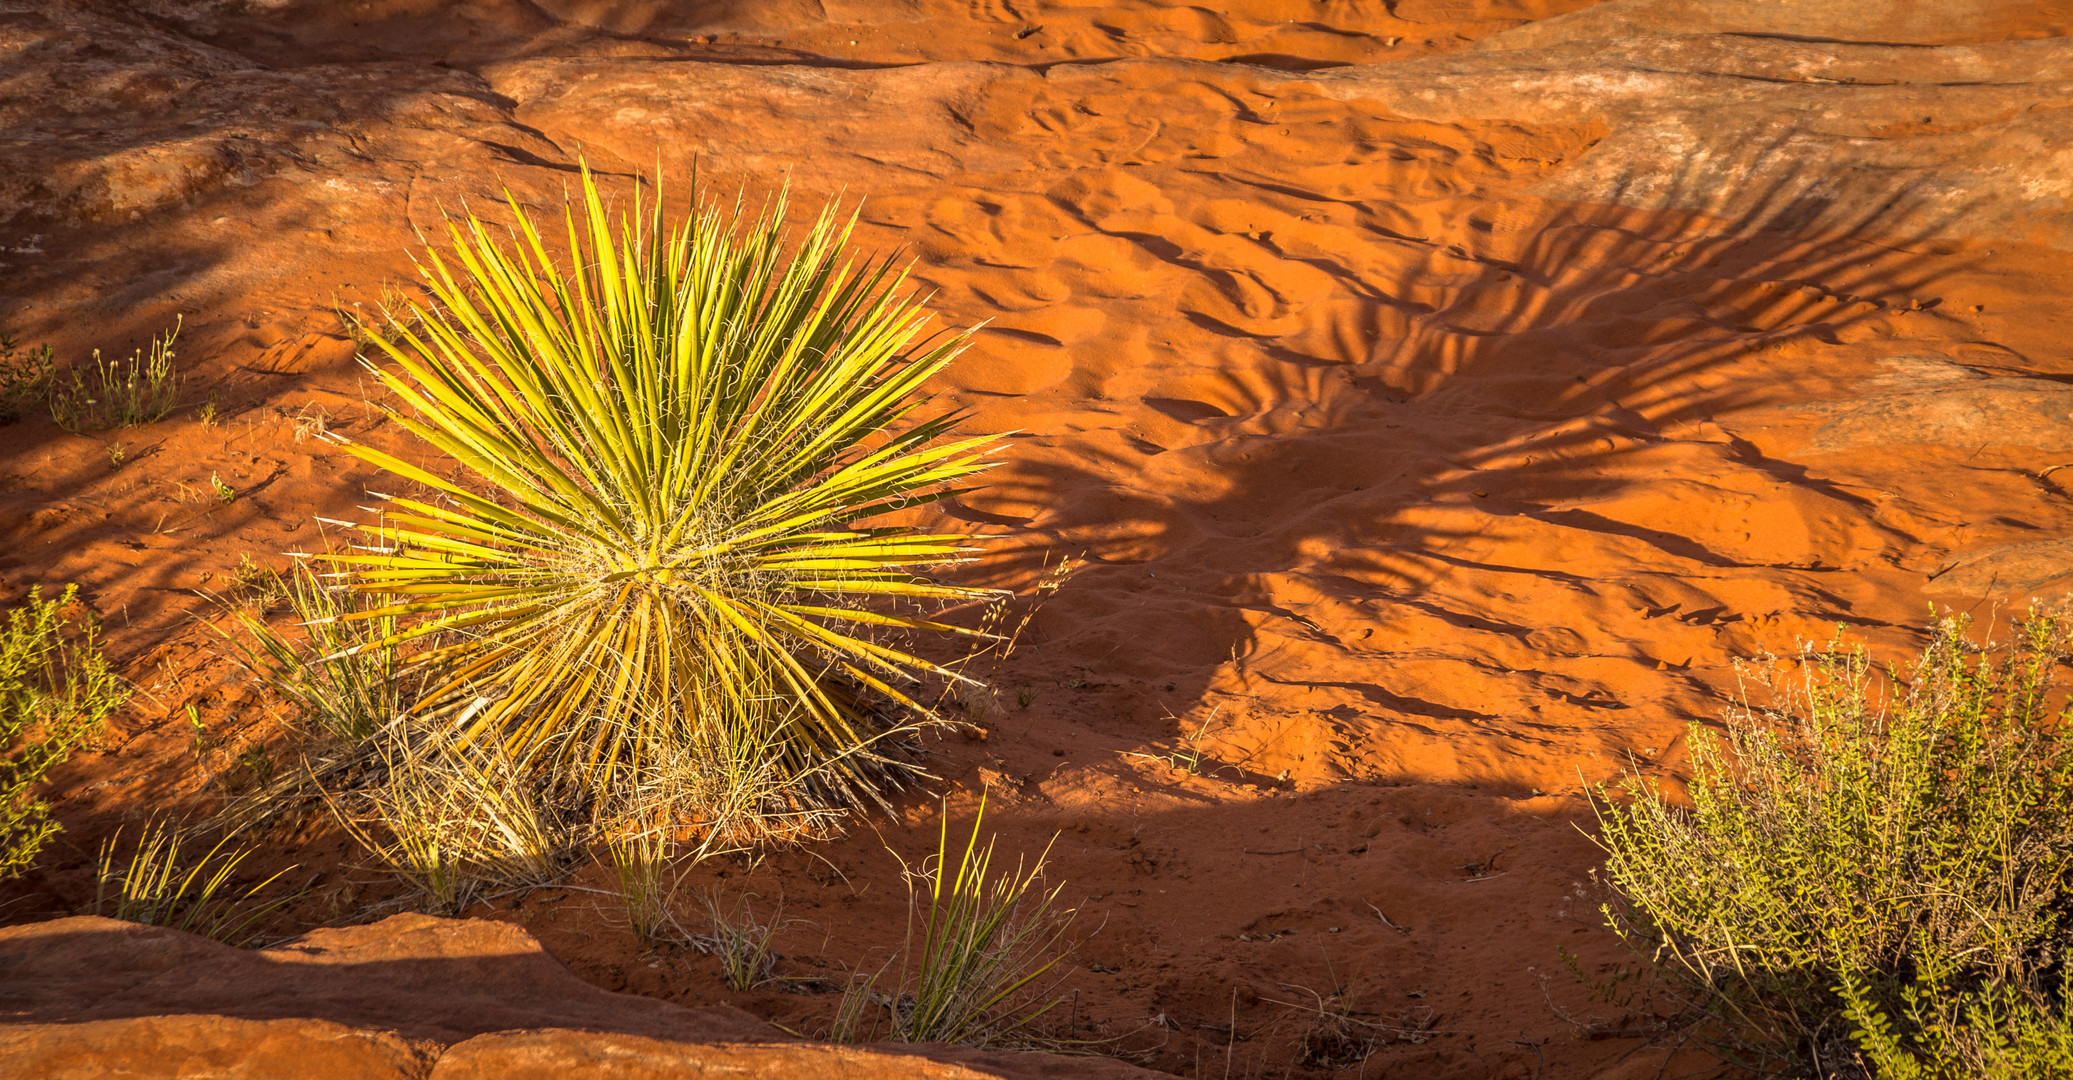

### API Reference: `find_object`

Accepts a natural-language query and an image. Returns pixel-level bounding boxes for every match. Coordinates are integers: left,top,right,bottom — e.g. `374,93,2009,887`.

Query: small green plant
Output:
1590,613,2073,1077
231,564,286,612
697,889,789,991
1125,708,1222,776
232,553,261,584
195,391,218,428
50,316,183,432
209,473,235,503
105,441,126,468
95,819,298,944
2,585,127,878
0,334,56,424
835,794,1075,1047
236,743,275,786
183,702,210,760
1845,974,2073,1079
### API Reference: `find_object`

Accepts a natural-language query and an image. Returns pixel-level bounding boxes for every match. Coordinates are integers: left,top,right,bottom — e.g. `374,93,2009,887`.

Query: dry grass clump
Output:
597,820,795,984
697,888,792,992
320,726,583,915
604,820,677,943
1254,978,1437,1073
222,561,836,915
219,564,581,913
2,585,127,879
220,562,404,745
1591,613,2073,1077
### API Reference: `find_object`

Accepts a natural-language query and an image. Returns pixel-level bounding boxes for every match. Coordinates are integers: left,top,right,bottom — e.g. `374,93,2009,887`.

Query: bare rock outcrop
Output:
0,915,1160,1080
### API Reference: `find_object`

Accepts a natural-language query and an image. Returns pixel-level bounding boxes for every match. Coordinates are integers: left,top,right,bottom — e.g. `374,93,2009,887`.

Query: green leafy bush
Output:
95,819,298,945
1845,975,2073,1079
1591,614,2073,1077
328,167,999,820
0,333,55,424
2,585,127,878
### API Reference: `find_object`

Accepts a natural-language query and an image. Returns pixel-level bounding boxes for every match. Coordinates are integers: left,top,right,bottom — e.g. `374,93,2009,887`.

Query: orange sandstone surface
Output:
8,1,2073,1077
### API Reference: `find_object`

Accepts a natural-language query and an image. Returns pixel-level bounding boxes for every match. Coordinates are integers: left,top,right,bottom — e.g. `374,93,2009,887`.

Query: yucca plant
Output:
322,166,1000,815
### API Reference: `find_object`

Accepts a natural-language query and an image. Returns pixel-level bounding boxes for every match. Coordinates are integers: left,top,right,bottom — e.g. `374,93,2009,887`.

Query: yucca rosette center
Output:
328,168,1001,809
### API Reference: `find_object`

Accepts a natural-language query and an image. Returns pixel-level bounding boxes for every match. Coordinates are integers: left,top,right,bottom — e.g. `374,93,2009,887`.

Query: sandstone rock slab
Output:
0,916,1161,1080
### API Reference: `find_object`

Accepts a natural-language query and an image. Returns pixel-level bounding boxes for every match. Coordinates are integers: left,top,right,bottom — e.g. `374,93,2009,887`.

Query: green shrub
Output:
1845,975,2073,1079
2,585,127,878
50,317,182,431
328,166,1000,820
0,333,55,423
1591,614,2073,1077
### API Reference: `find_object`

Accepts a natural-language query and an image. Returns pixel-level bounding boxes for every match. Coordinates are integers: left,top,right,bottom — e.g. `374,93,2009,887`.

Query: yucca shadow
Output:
940,146,1982,797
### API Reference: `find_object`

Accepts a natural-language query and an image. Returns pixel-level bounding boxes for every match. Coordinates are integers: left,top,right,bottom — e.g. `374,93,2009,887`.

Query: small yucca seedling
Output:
837,793,1075,1047
323,166,1001,817
95,819,298,945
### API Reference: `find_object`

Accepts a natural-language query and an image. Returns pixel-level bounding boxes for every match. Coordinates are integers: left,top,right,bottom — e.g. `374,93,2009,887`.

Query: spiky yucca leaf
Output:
327,167,999,809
